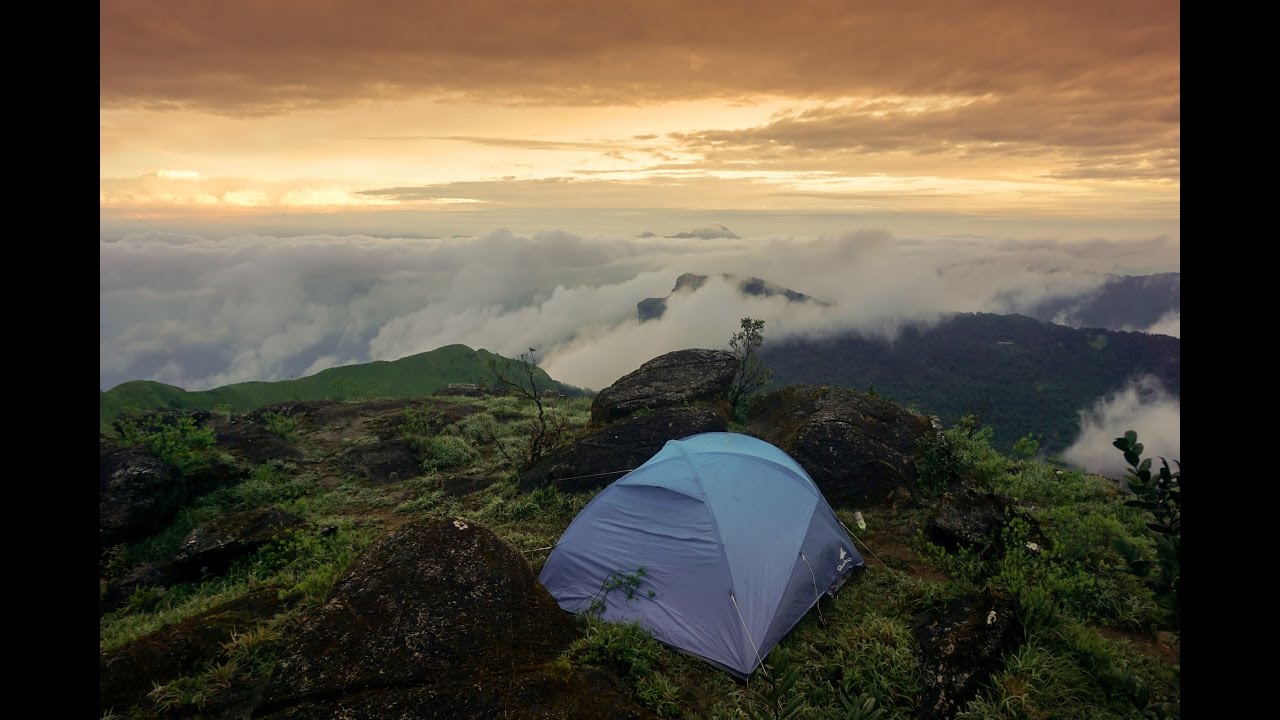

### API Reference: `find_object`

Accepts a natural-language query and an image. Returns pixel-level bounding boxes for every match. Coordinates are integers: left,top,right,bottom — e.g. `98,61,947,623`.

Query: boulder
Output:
912,590,1022,719
214,418,305,465
184,454,251,496
100,588,291,716
254,519,648,719
591,349,738,424
100,560,175,613
521,406,728,492
341,438,421,484
747,385,933,505
172,507,309,579
440,474,501,497
926,488,1034,559
99,439,183,547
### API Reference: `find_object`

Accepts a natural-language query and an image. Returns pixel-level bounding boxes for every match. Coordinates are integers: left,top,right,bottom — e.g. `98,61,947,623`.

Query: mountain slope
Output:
638,272,827,322
1027,272,1179,331
100,344,572,434
761,313,1179,453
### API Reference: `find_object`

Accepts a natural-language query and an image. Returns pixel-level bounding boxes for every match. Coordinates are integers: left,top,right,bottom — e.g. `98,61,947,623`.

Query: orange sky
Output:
100,0,1179,238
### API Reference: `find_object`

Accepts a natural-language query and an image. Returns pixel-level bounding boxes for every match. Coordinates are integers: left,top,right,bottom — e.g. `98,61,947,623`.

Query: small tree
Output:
487,348,572,469
728,317,772,417
1111,430,1180,630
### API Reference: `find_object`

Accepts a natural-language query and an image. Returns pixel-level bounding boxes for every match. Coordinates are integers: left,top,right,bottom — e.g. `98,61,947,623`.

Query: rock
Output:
184,454,251,496
172,507,309,579
440,474,500,497
521,406,728,492
99,439,183,547
100,588,292,716
912,589,1021,719
341,438,421,484
591,349,738,424
100,560,176,613
434,382,486,397
747,385,933,505
214,418,305,465
926,488,1033,558
254,519,648,719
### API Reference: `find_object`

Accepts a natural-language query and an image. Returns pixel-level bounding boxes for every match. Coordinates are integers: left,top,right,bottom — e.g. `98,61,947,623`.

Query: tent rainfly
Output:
539,432,864,677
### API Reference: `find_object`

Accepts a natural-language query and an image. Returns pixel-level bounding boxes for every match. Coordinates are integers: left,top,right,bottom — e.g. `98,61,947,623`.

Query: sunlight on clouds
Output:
157,169,202,180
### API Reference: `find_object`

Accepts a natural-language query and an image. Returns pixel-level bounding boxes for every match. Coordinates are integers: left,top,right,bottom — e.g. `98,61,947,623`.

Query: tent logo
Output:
837,547,853,572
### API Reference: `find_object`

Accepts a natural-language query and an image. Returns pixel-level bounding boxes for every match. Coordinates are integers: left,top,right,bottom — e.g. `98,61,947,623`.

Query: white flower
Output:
1025,542,1040,552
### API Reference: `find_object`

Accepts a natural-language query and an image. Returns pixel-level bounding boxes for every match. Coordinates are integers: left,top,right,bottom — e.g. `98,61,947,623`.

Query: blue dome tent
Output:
539,432,864,677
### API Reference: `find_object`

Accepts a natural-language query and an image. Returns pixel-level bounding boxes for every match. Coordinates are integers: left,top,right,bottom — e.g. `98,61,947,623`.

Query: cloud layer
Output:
102,1,1177,113
101,228,1179,393
1061,375,1181,478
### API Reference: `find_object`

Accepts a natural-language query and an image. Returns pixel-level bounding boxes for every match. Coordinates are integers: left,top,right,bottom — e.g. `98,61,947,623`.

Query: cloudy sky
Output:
101,0,1178,239
101,2,1180,465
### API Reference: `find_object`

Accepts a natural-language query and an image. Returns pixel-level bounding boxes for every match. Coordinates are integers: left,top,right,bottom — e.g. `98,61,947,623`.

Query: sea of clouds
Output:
101,228,1180,472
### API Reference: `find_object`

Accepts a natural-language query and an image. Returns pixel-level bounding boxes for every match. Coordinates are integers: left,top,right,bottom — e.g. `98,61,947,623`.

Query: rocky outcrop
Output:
913,590,1021,719
926,488,1036,559
591,349,737,424
440,474,501,497
747,385,933,504
100,560,176,613
100,440,183,547
100,588,292,716
341,438,421,484
521,406,728,492
172,507,310,578
255,519,648,719
214,419,305,465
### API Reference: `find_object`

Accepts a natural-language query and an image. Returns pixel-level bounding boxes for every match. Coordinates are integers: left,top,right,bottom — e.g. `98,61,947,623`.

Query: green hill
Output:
100,344,572,434
761,312,1180,454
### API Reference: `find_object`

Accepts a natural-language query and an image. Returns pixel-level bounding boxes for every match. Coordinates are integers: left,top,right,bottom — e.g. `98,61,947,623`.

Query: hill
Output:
100,344,576,434
99,348,1179,718
761,312,1180,453
1027,272,1179,332
637,272,827,322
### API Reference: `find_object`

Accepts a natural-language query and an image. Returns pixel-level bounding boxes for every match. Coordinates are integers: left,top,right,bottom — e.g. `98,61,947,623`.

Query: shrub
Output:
262,411,299,439
116,412,217,475
420,435,476,472
1111,431,1180,630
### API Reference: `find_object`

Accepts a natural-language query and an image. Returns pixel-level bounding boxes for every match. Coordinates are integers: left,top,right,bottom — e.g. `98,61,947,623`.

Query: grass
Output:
100,393,1178,718
101,343,578,435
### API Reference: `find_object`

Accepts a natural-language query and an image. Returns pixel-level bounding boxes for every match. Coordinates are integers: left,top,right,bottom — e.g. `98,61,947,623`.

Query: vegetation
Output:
728,317,773,420
114,411,220,475
759,312,1180,453
486,348,577,468
100,343,582,435
101,377,1178,718
1111,431,1180,630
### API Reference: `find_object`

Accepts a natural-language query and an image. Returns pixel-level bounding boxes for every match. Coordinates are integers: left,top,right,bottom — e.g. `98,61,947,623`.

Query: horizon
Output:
102,1,1177,240
101,1,1179,469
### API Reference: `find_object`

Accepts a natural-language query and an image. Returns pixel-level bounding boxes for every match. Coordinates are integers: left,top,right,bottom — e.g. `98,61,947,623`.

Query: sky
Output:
101,0,1179,239
101,1,1180,469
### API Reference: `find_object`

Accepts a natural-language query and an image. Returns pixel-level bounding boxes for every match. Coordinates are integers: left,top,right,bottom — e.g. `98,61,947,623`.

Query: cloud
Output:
1060,375,1180,478
1141,310,1180,338
102,1,1177,113
101,228,1179,393
670,92,1179,182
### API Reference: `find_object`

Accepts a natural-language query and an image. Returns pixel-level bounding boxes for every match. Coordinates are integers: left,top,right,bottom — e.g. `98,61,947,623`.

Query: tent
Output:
539,432,864,677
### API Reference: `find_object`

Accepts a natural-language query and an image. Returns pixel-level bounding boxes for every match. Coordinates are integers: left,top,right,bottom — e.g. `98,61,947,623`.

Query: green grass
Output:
100,389,1178,718
101,343,579,435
